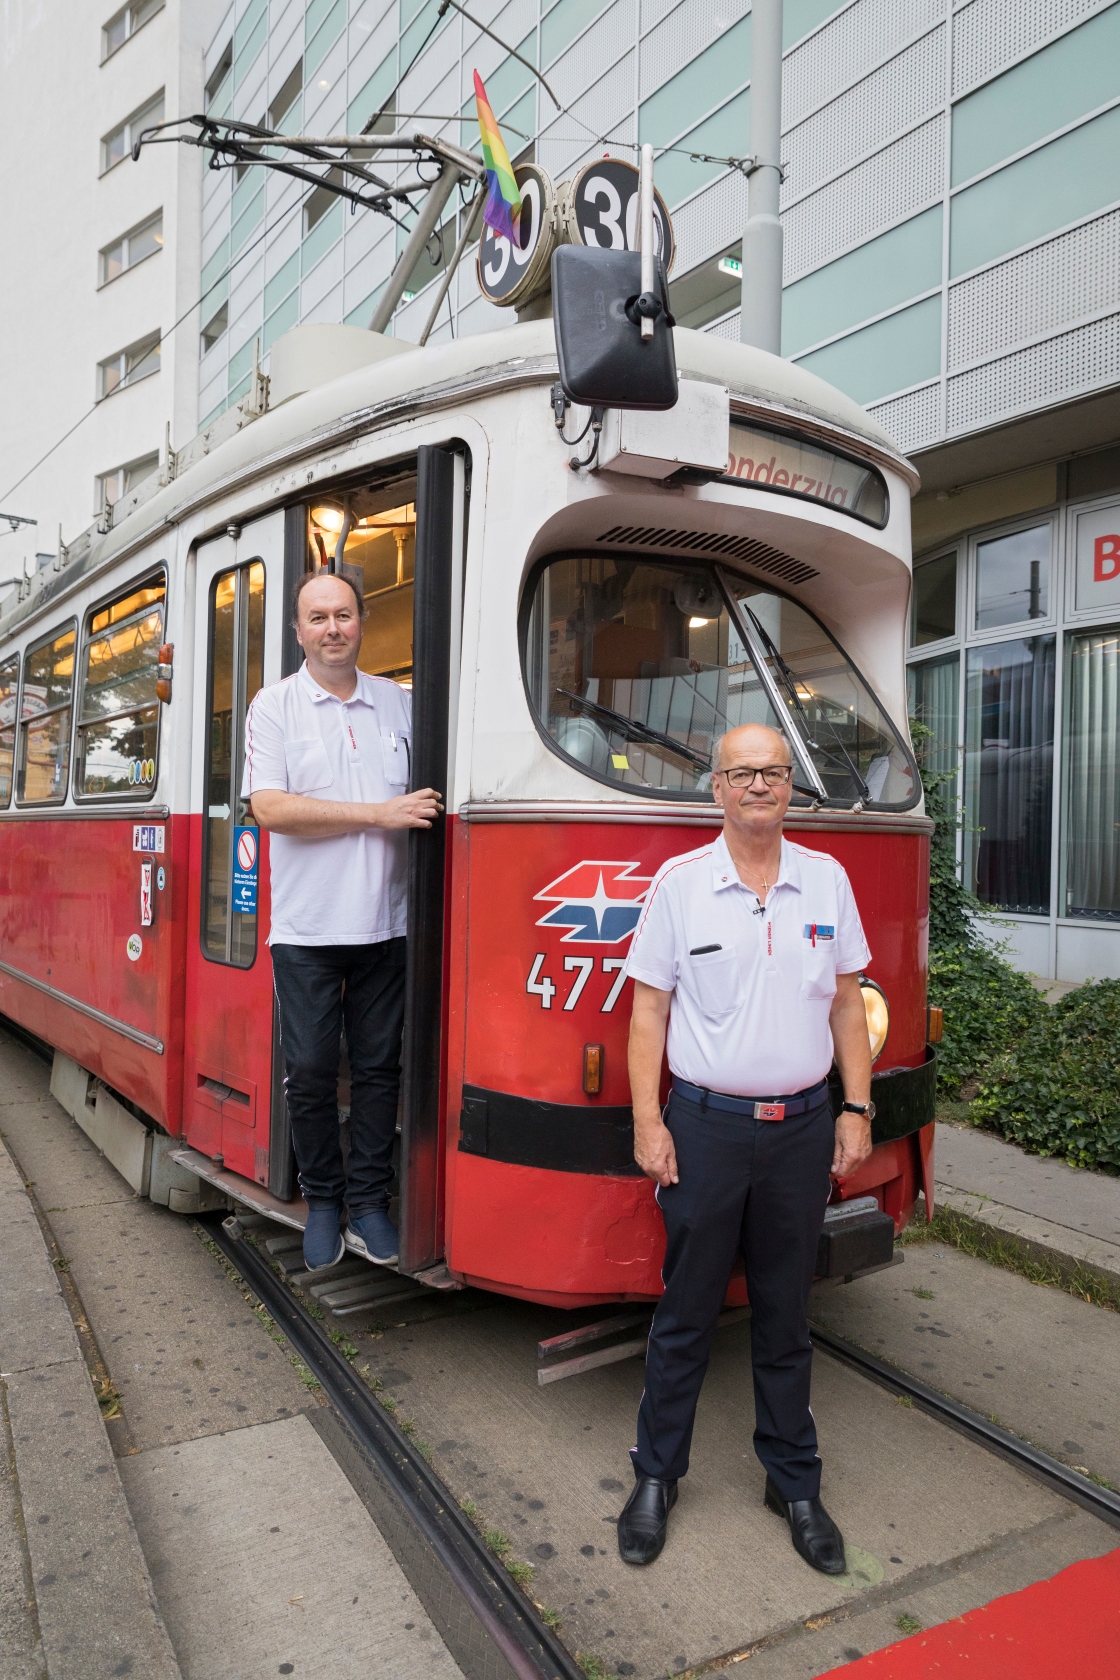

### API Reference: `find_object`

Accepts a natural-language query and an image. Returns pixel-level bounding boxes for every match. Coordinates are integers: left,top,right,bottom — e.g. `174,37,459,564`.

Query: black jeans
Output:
633,1089,835,1501
271,939,407,1216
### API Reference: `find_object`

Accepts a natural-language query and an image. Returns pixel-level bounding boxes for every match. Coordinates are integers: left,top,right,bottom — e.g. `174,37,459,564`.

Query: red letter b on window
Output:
1094,535,1120,581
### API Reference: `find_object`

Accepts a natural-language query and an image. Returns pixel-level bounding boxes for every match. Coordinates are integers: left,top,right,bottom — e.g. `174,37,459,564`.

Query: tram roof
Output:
0,320,917,640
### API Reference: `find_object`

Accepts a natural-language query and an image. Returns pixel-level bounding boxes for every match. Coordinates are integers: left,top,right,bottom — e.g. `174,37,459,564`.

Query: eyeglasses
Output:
715,764,793,788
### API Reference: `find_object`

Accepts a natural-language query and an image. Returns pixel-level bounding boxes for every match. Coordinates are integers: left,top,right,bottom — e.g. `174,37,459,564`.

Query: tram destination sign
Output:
725,421,888,526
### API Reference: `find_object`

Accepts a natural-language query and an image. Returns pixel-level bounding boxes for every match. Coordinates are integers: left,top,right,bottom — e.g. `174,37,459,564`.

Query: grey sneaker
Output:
303,1207,345,1273
347,1209,399,1267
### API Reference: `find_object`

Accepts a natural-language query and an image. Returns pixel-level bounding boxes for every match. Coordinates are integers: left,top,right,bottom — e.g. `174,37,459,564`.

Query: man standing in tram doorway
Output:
618,722,874,1575
244,570,442,1273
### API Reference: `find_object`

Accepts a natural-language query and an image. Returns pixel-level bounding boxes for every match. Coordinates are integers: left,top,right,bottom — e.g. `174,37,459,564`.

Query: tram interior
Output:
308,476,418,687
527,555,916,806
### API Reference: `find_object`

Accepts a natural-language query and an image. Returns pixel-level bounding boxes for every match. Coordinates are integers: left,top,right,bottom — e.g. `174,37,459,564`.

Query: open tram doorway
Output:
270,446,462,1273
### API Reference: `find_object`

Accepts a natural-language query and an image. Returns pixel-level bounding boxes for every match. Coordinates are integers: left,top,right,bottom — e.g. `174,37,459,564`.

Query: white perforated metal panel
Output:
948,209,1120,370
947,310,1120,430
641,0,683,32
538,52,637,180
702,307,742,339
782,26,945,205
673,167,748,273
952,0,1110,97
866,381,943,453
639,0,750,103
783,0,943,130
782,115,944,282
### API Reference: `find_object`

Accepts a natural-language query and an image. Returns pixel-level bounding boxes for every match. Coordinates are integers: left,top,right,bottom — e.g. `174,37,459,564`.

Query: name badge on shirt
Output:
803,923,835,947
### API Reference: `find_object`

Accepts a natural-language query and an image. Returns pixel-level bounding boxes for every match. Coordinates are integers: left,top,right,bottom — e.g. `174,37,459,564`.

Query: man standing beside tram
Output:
618,722,874,1575
244,570,442,1274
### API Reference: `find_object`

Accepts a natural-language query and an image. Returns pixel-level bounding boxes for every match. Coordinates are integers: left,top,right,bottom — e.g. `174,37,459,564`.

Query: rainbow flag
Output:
473,69,522,245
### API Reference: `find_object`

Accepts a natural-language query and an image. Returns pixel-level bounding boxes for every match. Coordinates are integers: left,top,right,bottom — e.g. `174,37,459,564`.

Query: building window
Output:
269,59,302,129
96,452,160,511
0,653,19,809
911,551,957,647
205,41,232,109
102,0,163,60
101,90,164,174
99,211,163,285
975,523,1050,631
17,624,76,805
964,635,1055,915
909,654,959,778
305,169,343,231
77,576,165,799
1064,626,1120,921
98,334,161,400
201,301,228,352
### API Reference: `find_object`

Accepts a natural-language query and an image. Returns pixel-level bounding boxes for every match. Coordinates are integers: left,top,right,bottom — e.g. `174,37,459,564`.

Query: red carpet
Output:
833,1547,1120,1676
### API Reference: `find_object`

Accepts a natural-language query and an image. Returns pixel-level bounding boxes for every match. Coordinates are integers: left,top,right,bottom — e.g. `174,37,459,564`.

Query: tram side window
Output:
0,653,18,808
203,561,264,967
77,575,165,797
17,624,76,804
523,556,918,808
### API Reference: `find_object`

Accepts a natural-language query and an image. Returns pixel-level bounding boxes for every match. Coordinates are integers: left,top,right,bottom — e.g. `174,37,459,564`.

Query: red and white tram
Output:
0,316,935,1305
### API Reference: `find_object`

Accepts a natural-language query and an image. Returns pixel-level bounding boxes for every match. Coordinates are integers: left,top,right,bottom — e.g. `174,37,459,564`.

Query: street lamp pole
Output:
740,0,783,354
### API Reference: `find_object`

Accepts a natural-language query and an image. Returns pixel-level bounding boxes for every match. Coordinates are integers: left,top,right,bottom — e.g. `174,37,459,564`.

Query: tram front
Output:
443,323,934,1307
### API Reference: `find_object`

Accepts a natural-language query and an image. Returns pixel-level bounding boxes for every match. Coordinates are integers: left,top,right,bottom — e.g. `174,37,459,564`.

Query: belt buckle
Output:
753,1101,785,1121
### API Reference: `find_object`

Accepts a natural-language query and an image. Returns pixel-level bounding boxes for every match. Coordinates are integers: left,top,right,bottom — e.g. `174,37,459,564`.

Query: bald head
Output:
714,724,792,771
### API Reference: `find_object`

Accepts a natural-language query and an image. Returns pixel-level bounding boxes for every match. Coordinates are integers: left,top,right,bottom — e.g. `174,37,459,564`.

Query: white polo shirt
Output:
624,832,871,1097
241,663,412,946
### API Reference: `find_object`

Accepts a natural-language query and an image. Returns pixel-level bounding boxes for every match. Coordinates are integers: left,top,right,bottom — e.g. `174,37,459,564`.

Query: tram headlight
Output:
859,976,889,1062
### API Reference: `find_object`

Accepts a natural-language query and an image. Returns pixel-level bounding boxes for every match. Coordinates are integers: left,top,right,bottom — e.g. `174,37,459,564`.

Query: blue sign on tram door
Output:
233,826,259,914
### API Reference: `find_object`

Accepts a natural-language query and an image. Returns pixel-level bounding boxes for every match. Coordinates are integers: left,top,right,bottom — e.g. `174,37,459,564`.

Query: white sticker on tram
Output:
126,934,143,961
133,824,165,853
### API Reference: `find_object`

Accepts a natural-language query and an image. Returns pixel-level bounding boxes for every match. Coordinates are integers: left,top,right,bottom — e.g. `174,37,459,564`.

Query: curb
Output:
933,1181,1120,1301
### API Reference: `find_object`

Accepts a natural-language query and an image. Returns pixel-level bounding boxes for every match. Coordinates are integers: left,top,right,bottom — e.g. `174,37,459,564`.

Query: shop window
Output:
911,551,958,646
1064,626,1120,921
964,635,1054,914
523,555,918,807
203,563,265,966
17,624,76,805
976,524,1049,630
77,576,165,799
0,653,19,808
909,654,959,779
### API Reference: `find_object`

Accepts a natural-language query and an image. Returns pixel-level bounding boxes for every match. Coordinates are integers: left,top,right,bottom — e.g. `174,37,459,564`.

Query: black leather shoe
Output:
764,1475,847,1575
617,1476,678,1565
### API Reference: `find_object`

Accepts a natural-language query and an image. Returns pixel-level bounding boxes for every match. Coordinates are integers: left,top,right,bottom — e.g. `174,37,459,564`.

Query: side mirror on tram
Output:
551,246,678,411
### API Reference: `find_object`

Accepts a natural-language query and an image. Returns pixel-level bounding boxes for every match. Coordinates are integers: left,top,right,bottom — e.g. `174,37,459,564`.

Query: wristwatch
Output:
842,1100,876,1121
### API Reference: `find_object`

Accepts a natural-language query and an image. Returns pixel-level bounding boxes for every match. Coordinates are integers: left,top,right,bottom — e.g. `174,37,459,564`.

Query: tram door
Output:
181,515,285,1189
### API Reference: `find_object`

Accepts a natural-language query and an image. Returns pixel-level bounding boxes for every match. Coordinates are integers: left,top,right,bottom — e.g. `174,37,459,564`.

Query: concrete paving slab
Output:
707,1509,1117,1677
46,1198,315,1452
935,1182,1120,1285
5,1359,180,1680
0,1094,135,1213
355,1298,1072,1679
118,1412,465,1680
935,1121,1120,1248
812,1242,1120,1490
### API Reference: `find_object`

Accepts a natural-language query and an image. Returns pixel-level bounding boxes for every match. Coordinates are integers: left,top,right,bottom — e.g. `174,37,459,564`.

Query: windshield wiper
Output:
558,690,713,773
740,609,871,802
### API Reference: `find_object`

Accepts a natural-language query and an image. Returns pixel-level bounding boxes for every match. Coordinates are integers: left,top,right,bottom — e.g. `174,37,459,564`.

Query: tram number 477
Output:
526,954,628,1013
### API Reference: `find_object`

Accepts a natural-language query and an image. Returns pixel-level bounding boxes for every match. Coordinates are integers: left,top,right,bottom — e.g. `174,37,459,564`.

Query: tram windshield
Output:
524,556,918,808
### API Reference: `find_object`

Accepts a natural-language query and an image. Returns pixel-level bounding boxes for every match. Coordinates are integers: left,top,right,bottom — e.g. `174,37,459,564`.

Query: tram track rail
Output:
208,1216,587,1680
808,1321,1120,1532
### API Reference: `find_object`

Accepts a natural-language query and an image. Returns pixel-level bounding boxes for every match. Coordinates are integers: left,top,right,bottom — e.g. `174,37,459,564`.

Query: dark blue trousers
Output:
633,1089,835,1501
271,939,406,1216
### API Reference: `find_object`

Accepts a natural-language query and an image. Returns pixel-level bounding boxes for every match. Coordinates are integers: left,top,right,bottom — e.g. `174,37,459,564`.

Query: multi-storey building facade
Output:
0,0,220,561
